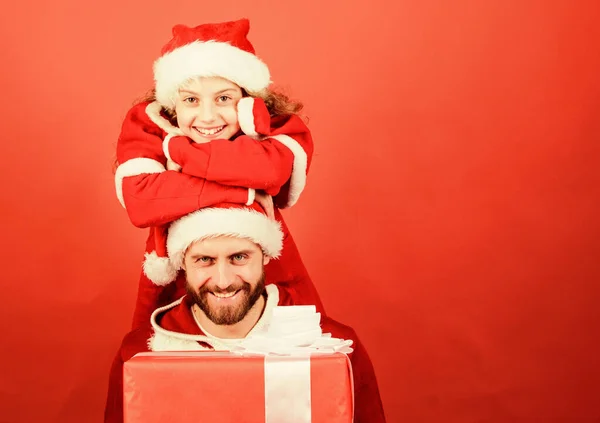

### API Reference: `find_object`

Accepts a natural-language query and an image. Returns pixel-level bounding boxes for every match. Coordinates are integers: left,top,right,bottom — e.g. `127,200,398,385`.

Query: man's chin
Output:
201,292,249,325
205,305,248,326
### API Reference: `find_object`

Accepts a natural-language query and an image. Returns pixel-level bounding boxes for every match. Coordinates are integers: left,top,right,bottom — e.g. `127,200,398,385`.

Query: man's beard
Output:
187,272,266,326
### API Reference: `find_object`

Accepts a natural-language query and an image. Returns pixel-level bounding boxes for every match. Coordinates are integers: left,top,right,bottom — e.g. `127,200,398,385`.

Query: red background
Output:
1,1,599,422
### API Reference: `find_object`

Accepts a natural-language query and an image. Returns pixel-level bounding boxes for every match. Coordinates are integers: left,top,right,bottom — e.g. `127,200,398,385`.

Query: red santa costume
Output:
104,203,386,423
114,19,324,329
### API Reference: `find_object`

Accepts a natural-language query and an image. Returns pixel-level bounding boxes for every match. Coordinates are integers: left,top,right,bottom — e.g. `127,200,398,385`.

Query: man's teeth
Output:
213,290,237,298
195,126,224,135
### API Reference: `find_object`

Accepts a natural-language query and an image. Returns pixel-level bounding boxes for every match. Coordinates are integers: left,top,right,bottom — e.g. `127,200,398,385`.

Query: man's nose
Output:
214,262,236,289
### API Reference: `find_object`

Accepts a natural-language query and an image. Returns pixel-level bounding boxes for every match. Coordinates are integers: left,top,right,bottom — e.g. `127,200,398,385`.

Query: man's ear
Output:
181,258,187,272
263,255,270,266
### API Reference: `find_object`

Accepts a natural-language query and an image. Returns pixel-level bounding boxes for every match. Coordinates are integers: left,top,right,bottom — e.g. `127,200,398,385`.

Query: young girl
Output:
114,18,326,328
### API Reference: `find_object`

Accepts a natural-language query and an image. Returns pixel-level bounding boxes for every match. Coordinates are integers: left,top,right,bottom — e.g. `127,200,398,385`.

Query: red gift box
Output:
123,351,354,423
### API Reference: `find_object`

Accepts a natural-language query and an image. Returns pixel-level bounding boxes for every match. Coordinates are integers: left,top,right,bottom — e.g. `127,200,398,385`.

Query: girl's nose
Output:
197,101,217,123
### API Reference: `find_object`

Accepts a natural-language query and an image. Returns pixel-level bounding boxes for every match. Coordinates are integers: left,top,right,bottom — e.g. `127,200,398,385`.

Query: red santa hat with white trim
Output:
145,203,283,285
153,18,271,110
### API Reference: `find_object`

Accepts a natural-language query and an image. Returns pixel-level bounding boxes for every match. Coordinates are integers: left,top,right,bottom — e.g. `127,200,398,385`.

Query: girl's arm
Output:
164,98,313,208
115,102,252,228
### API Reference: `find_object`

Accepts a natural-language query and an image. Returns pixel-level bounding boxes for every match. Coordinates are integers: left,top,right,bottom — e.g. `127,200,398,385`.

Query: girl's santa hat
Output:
154,18,271,109
144,203,283,285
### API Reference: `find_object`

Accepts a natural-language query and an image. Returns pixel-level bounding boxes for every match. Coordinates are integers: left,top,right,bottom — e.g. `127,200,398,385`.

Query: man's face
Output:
183,236,269,326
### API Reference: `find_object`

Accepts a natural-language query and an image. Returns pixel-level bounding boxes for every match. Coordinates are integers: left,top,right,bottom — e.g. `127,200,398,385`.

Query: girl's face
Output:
174,77,243,143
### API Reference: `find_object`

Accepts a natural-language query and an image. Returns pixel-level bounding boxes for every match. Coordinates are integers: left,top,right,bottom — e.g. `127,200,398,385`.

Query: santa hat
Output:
143,203,283,286
153,18,271,109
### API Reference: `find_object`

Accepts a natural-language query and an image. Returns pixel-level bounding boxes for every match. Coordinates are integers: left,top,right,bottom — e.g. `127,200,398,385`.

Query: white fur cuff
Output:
237,97,258,137
115,158,166,208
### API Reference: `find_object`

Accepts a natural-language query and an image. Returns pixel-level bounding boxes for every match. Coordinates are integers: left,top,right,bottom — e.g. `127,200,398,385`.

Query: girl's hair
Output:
254,88,304,118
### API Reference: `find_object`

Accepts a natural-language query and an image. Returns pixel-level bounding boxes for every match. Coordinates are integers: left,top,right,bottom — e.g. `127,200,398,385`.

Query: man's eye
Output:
196,257,211,263
232,254,246,262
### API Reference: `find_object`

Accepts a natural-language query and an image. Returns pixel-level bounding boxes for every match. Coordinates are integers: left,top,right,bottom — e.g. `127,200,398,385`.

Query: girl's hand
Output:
255,191,275,220
167,159,182,172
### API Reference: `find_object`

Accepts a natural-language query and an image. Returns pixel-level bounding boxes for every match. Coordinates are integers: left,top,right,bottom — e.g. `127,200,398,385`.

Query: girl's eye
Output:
217,95,231,103
184,97,198,104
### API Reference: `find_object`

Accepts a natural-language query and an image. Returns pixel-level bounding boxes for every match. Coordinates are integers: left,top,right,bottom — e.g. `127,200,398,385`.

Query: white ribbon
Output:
231,305,354,356
264,355,312,423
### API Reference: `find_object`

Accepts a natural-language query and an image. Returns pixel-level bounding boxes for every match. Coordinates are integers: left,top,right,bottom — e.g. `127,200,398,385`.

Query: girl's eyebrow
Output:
215,88,239,95
179,88,239,96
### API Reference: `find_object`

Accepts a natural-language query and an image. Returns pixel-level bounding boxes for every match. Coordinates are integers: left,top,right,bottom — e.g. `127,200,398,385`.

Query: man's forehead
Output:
186,236,261,256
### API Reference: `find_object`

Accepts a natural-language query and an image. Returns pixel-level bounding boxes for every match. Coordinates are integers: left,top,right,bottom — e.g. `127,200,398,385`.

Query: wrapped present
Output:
123,351,354,423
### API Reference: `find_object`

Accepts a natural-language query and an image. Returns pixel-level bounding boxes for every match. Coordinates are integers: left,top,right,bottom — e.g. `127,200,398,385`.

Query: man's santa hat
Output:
144,203,283,285
153,18,271,109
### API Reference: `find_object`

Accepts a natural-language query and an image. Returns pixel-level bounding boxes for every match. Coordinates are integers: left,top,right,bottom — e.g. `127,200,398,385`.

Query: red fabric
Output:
121,174,248,228
117,102,166,164
167,113,312,197
105,294,386,423
161,19,255,56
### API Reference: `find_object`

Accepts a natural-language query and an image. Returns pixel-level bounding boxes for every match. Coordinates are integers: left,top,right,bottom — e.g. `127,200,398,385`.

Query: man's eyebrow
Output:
229,250,254,257
188,253,214,260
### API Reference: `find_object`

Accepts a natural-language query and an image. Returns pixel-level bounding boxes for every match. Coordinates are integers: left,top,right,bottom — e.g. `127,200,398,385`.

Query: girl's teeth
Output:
196,126,224,135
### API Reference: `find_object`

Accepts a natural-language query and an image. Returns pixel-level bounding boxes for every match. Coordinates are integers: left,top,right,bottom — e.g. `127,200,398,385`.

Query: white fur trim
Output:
237,97,258,137
115,158,165,207
148,331,210,352
149,285,281,351
162,133,177,162
154,41,271,109
143,251,179,286
145,101,184,135
246,188,256,206
269,134,308,208
167,207,283,270
146,101,183,172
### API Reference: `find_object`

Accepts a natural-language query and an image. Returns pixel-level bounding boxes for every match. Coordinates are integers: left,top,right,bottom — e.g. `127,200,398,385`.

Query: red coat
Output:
114,101,324,328
104,286,386,423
